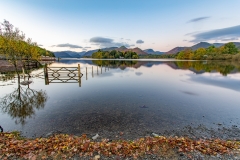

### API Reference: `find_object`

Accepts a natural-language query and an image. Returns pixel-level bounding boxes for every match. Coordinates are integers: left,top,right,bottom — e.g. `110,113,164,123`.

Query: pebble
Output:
152,133,159,137
179,153,184,156
94,155,100,160
92,133,99,140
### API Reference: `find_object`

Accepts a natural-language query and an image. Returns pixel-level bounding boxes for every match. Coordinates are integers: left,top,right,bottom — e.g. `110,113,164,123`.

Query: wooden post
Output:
105,66,106,72
101,65,102,74
44,64,49,85
97,66,98,75
92,66,94,78
86,67,88,80
78,64,81,87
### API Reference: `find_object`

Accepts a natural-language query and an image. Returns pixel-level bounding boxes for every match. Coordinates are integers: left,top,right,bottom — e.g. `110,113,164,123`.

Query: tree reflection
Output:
0,77,48,125
91,60,240,76
174,61,240,76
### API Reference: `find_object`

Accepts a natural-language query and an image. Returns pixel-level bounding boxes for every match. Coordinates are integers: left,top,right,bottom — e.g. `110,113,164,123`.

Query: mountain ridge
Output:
165,42,240,54
53,42,240,58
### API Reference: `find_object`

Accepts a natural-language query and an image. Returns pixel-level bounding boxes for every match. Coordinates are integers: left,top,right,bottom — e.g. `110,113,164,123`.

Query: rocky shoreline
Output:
26,124,240,159
1,127,240,160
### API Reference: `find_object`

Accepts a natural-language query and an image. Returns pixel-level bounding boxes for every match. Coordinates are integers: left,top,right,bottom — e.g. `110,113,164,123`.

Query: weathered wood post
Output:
92,66,94,78
44,64,49,85
97,66,98,75
101,65,102,74
86,67,88,80
78,64,81,87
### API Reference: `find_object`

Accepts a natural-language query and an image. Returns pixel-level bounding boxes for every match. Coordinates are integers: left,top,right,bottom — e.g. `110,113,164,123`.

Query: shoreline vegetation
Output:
139,42,240,60
0,131,240,159
0,20,55,76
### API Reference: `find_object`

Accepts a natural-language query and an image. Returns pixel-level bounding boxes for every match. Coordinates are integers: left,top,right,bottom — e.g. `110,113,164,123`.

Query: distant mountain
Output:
54,52,72,58
143,49,165,55
166,47,189,54
212,43,224,48
191,42,212,51
117,46,128,51
126,47,148,55
84,47,118,57
54,41,240,58
165,42,240,54
54,51,86,58
83,46,148,57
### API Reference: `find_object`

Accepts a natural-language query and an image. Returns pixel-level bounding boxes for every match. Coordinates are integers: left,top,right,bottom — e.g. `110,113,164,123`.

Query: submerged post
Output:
86,67,88,80
92,66,94,78
44,64,49,85
78,64,81,87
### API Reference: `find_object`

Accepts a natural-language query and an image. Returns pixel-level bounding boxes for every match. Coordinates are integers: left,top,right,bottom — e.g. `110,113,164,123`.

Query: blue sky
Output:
1,0,240,52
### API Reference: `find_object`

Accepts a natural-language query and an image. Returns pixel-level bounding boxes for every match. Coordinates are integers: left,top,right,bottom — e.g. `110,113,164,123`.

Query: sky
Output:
1,0,240,52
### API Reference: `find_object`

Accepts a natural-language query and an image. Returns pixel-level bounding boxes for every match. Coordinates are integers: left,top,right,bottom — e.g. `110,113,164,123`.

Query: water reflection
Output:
1,59,240,138
0,72,16,82
173,61,240,76
188,74,240,92
0,76,48,125
90,60,240,76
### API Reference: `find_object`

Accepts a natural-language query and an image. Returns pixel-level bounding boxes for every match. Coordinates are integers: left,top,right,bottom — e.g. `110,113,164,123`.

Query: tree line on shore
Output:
176,42,240,60
91,49,139,59
0,20,54,73
139,42,240,60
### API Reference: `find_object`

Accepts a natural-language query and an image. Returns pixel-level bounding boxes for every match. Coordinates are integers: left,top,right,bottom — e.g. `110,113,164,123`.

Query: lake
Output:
1,59,240,139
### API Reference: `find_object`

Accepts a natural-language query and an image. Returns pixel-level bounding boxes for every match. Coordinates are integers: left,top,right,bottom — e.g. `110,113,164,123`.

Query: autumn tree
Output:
0,20,44,76
194,48,206,60
0,20,24,73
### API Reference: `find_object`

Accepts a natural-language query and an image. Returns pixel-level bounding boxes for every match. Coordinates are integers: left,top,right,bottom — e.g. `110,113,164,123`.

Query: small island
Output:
92,49,139,59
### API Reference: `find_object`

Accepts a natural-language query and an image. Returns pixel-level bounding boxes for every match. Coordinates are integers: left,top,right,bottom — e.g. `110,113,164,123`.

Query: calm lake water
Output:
1,59,240,138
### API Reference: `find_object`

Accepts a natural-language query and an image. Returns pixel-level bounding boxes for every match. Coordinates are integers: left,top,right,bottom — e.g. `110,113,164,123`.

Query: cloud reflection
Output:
188,74,240,92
